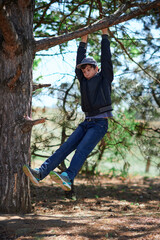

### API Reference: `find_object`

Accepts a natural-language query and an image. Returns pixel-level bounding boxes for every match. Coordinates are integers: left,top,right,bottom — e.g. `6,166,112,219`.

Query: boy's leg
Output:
66,119,108,181
38,121,86,180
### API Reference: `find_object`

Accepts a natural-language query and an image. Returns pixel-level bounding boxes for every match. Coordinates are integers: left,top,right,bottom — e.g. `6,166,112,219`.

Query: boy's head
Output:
77,57,98,80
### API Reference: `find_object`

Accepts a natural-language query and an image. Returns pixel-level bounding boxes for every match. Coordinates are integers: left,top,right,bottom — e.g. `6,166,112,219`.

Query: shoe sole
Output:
50,171,71,191
23,165,40,186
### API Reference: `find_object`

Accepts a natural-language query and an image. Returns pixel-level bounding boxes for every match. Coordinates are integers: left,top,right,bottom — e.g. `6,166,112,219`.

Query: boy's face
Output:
81,65,98,80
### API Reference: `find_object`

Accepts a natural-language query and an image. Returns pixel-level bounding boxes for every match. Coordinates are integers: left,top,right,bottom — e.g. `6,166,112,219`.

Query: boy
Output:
23,28,113,191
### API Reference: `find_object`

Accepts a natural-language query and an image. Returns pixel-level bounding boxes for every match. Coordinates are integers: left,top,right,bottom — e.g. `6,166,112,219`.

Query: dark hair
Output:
80,64,96,70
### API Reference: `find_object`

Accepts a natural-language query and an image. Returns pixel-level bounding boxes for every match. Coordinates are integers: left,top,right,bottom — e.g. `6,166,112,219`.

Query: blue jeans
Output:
39,118,108,181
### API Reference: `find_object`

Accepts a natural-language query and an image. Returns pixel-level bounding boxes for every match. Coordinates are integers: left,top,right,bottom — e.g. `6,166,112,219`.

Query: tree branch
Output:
35,2,128,52
34,0,57,30
57,0,89,35
109,30,160,84
32,83,51,91
0,7,20,56
21,116,46,133
35,0,159,52
97,0,103,18
31,152,50,158
151,87,160,107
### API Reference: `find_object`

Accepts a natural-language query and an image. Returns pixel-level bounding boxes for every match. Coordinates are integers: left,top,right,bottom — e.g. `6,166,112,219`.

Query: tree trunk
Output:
0,0,35,213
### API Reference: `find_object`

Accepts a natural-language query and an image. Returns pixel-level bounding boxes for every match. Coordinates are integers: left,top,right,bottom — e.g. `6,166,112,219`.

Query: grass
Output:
98,152,159,177
98,143,160,177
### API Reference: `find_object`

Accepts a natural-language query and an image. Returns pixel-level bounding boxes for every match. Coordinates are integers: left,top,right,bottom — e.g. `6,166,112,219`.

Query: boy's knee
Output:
76,147,90,159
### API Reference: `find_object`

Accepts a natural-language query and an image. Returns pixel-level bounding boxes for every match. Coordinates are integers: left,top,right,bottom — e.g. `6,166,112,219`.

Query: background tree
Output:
0,0,159,213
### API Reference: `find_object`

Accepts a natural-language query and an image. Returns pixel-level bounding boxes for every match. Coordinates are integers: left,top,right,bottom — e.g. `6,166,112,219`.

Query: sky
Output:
33,40,77,107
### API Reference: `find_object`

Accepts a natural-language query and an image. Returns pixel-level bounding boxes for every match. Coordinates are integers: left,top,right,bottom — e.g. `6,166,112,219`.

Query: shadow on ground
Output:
0,176,160,239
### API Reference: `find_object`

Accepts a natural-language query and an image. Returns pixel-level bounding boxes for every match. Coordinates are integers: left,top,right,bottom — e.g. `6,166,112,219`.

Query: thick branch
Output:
35,3,128,52
35,0,159,52
0,8,20,55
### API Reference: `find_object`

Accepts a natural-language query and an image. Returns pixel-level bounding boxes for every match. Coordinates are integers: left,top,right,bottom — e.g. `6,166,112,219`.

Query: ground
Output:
0,175,160,240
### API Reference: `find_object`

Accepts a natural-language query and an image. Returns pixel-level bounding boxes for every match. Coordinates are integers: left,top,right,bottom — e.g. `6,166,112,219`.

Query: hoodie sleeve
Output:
101,35,113,83
75,42,87,82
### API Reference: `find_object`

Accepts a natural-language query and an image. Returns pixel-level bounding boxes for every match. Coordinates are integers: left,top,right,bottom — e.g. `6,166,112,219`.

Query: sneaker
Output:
50,171,71,191
23,164,40,186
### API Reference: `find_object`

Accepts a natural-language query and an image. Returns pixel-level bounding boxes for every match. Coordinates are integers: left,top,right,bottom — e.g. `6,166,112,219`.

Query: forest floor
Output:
0,175,160,240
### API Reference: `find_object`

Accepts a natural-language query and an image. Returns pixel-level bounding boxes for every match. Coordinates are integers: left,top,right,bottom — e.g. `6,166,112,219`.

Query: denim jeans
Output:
39,118,108,181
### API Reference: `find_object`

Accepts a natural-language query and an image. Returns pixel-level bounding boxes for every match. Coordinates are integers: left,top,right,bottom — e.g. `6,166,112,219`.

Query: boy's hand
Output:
102,28,109,35
81,34,88,43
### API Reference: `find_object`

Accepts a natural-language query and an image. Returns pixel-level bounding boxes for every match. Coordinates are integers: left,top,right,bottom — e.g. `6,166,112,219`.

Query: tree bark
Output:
0,1,35,213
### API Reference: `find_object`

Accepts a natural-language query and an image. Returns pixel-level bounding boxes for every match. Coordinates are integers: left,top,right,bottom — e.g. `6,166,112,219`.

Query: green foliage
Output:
105,111,137,154
33,57,41,70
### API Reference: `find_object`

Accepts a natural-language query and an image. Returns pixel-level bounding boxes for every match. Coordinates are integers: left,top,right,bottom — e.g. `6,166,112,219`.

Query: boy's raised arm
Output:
101,27,113,83
75,34,88,81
